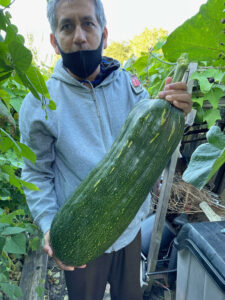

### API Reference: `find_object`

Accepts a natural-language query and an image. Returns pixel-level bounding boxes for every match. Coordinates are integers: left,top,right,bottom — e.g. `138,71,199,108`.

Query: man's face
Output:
51,0,107,54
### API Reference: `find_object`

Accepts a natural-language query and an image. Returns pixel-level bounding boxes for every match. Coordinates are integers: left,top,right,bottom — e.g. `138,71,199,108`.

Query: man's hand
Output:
43,230,86,271
158,77,193,115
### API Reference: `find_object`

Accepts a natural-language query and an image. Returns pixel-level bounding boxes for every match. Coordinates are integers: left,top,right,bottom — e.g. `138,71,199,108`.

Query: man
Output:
19,0,192,299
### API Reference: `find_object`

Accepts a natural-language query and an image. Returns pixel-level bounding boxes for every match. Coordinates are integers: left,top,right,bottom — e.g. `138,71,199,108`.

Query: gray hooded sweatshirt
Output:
19,57,151,252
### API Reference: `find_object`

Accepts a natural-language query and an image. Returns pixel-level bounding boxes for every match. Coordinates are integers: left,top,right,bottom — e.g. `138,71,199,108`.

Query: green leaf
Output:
0,170,9,182
192,97,205,107
17,34,25,44
35,284,45,298
0,88,10,104
9,175,22,190
190,71,213,93
21,180,39,191
0,209,25,224
1,226,26,235
0,237,5,252
24,223,37,235
203,88,224,109
0,40,8,57
15,70,41,100
17,142,36,163
0,282,23,300
203,108,221,128
0,99,16,127
9,41,32,72
9,96,23,112
5,11,11,19
29,237,41,251
0,10,6,30
207,125,225,149
0,136,14,152
4,24,17,44
3,149,24,168
0,58,12,71
182,125,225,189
1,163,15,176
48,100,56,110
131,55,149,74
201,69,225,83
0,71,12,82
162,0,225,62
3,233,27,254
26,64,50,99
0,0,10,7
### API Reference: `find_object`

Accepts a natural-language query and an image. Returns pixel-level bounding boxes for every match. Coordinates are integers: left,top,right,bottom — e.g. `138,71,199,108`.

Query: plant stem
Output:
149,52,176,66
172,53,189,83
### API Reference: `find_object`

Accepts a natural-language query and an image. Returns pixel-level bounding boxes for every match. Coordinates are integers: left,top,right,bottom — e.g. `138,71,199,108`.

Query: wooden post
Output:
145,148,179,292
19,249,48,300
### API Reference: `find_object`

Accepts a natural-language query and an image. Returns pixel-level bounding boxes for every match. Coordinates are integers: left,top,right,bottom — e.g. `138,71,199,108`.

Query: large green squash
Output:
50,99,185,266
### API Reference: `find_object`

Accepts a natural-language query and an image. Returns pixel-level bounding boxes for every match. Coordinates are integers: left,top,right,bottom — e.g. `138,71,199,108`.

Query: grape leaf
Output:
203,108,221,127
203,88,224,109
182,126,225,189
162,0,225,62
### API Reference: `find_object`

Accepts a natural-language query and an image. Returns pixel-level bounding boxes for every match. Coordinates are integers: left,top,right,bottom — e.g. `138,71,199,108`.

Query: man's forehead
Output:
56,0,97,21
56,0,95,12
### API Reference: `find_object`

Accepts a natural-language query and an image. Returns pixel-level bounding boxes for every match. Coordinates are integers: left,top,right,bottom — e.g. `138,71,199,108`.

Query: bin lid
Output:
174,221,225,292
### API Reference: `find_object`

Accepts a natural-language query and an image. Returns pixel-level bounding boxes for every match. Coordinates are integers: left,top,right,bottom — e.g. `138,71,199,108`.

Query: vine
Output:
126,0,225,189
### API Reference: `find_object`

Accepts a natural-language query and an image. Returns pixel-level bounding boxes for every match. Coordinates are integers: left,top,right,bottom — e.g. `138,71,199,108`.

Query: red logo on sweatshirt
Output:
131,74,141,87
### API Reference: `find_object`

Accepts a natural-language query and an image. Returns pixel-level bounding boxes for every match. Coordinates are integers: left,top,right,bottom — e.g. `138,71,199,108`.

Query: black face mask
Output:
57,35,104,79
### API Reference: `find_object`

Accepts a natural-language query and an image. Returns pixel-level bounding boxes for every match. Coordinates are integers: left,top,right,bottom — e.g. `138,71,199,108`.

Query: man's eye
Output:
61,24,72,31
84,21,95,28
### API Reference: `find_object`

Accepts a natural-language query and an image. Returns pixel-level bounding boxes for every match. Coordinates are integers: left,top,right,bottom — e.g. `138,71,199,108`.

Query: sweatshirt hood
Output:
51,56,121,88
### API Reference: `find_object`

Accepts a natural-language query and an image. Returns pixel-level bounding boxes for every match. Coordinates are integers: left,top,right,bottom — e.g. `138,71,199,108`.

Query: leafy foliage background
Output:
0,1,53,298
0,0,224,298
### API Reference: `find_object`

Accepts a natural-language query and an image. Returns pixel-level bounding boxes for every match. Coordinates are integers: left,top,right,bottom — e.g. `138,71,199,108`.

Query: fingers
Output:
172,100,193,115
164,92,192,103
54,256,86,271
164,92,192,115
54,256,75,271
161,82,188,94
43,230,53,257
43,230,86,271
78,265,87,269
43,244,53,257
158,80,193,115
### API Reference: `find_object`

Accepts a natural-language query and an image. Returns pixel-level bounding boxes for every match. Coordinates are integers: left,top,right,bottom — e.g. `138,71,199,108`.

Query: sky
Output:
10,0,207,63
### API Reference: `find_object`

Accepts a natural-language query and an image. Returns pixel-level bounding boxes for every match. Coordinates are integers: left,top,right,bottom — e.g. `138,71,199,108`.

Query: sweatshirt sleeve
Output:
19,93,59,234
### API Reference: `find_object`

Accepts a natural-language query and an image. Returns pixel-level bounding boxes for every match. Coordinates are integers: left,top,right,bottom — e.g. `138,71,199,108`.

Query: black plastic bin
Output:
174,221,225,300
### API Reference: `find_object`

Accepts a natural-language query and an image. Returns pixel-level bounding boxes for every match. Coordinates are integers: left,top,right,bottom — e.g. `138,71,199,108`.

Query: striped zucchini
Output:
50,99,185,266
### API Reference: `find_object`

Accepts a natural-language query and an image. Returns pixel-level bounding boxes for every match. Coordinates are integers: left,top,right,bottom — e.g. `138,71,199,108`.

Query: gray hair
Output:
47,0,106,34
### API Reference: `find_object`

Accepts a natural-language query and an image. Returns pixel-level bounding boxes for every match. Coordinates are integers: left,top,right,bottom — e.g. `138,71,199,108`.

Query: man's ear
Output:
103,27,108,50
50,33,60,55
